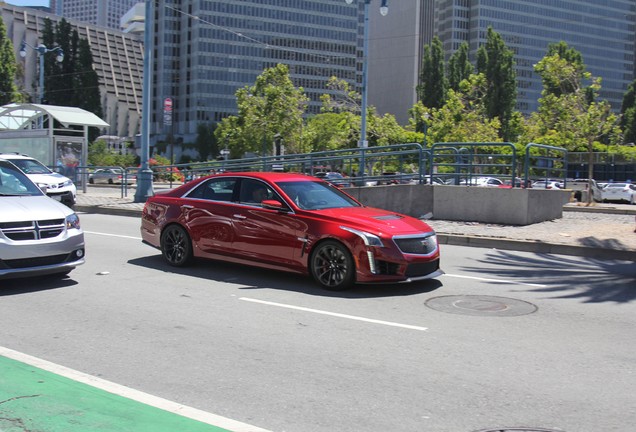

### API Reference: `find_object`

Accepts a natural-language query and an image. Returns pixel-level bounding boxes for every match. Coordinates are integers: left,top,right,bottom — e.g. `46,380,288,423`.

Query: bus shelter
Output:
0,103,109,188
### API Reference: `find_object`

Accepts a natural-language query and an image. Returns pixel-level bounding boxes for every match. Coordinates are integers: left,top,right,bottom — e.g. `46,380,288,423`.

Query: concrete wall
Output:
345,184,571,226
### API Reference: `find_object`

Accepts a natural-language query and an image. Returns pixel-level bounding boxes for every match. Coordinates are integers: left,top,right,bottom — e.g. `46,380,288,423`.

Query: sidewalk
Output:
75,186,636,261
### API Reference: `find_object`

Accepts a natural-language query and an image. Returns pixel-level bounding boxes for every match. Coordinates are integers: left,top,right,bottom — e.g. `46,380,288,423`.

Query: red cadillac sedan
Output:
140,172,442,290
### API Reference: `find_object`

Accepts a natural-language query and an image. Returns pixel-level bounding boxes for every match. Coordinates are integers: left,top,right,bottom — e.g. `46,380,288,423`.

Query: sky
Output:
5,1,50,6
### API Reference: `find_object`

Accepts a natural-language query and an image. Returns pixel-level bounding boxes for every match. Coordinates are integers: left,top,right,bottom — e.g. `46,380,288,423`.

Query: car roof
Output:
0,153,33,160
214,171,318,182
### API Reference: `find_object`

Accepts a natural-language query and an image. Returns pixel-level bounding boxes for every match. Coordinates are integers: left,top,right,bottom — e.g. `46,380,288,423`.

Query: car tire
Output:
108,179,114,184
310,240,355,291
89,178,94,184
161,225,193,267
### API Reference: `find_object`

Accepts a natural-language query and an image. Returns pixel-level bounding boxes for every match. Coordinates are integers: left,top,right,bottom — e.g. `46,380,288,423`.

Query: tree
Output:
527,54,621,204
620,79,636,145
0,16,21,105
215,64,308,156
542,41,586,97
320,76,360,114
447,42,473,91
417,36,447,110
476,27,517,142
196,122,218,161
420,74,502,144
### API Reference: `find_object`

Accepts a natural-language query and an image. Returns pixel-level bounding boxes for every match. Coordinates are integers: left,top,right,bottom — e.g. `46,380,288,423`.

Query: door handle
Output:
181,205,194,209
233,214,247,220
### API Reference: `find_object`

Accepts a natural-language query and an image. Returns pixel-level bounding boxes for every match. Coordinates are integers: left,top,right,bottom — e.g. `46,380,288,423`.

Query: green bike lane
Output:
0,347,270,432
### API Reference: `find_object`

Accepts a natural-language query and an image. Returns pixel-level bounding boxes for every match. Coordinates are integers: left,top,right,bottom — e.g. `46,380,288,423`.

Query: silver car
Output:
0,159,85,279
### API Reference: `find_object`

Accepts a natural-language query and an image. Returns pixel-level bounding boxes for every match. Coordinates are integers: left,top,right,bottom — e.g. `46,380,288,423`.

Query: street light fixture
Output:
20,41,64,104
345,0,388,149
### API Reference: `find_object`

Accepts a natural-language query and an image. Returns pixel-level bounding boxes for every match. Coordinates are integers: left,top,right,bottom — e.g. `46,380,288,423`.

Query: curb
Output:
563,205,636,216
437,234,636,261
76,203,636,262
75,205,142,218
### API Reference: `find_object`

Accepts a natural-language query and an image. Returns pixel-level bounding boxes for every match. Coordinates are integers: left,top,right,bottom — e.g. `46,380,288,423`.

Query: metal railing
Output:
75,142,573,195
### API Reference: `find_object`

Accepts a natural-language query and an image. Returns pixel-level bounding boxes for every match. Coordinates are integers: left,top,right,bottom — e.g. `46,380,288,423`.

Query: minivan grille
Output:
0,219,65,241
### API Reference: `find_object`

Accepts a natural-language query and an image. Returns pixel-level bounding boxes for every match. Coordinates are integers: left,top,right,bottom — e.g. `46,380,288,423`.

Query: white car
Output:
0,159,85,279
601,183,636,204
460,176,504,187
531,180,563,189
0,153,76,207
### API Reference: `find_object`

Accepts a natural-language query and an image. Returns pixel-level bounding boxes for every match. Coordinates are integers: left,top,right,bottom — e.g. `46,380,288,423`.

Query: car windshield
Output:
607,183,627,188
276,180,360,210
8,158,52,175
0,161,43,196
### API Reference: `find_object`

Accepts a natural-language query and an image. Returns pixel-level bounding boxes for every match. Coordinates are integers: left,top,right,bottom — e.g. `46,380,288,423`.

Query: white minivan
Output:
0,158,85,279
0,153,76,207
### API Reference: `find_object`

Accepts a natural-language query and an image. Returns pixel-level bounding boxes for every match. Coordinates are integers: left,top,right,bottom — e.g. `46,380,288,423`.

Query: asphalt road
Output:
1,213,635,432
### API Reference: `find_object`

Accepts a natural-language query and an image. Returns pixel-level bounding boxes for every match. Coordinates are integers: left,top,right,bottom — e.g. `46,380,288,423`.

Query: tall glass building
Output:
434,0,635,113
152,0,361,143
52,0,139,30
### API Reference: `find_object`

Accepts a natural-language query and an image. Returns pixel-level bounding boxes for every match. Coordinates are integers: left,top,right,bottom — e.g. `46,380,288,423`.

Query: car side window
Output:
187,178,237,202
239,179,276,206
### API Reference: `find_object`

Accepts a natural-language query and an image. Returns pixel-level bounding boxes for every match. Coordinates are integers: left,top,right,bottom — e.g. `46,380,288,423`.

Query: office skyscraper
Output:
369,0,635,122
150,0,360,143
53,0,138,30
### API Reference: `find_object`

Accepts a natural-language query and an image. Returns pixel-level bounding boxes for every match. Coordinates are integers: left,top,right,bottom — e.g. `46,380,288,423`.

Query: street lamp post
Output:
345,0,388,149
134,0,155,203
20,42,64,104
345,0,387,180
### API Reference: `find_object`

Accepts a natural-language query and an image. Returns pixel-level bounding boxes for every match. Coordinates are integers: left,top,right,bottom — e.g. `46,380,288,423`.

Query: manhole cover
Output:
426,295,537,317
472,428,565,432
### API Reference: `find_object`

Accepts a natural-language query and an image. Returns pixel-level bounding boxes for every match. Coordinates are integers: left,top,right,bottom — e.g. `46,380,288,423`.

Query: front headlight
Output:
340,226,384,247
66,213,81,230
63,179,73,187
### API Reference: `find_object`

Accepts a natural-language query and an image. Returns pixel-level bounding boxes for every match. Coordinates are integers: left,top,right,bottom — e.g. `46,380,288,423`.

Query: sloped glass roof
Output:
0,103,109,130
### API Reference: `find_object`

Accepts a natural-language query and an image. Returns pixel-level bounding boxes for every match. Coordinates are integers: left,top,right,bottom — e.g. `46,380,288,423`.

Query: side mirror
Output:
262,199,287,211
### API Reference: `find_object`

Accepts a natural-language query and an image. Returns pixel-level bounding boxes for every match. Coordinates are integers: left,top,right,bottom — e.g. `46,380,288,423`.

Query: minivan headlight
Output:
66,213,81,230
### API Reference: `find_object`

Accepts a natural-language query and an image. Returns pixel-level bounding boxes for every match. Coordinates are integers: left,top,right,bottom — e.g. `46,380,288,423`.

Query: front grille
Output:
0,253,70,269
405,260,440,278
393,234,438,255
0,219,65,241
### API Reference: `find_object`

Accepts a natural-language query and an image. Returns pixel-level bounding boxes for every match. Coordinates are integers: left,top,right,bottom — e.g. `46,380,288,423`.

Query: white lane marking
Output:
442,273,548,288
84,230,142,240
0,346,271,432
240,297,428,331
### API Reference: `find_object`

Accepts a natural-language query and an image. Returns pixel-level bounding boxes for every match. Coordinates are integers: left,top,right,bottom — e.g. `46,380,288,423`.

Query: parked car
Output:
140,172,442,290
0,153,76,207
89,168,136,185
531,180,563,189
377,172,417,185
314,171,351,188
601,182,636,204
459,176,504,187
0,159,85,279
567,178,603,202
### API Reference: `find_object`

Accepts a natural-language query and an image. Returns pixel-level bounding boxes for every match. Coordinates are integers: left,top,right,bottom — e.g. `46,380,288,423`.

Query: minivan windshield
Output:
0,161,44,196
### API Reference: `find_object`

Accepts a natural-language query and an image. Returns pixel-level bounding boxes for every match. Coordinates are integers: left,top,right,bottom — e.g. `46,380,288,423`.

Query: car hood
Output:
26,172,70,184
0,195,73,222
315,206,434,235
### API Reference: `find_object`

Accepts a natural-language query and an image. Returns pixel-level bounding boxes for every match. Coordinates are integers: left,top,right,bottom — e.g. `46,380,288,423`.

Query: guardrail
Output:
72,142,569,195
524,143,568,186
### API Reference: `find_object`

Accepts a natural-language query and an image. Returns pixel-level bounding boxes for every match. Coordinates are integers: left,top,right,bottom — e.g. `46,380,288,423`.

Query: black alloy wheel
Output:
310,240,355,290
161,225,193,267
